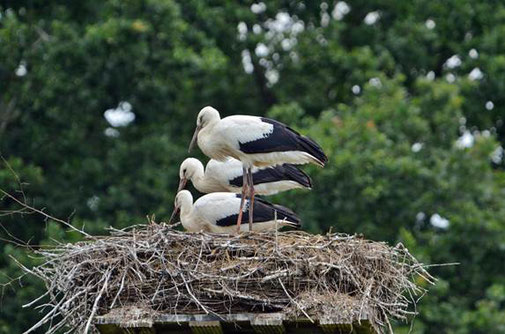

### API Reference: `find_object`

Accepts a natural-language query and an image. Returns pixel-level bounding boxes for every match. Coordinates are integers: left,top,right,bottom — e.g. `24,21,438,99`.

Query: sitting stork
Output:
188,106,327,230
177,157,312,195
169,190,300,234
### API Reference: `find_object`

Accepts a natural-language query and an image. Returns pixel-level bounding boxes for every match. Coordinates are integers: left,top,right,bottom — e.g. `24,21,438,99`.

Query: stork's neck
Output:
179,194,193,218
188,163,205,191
192,171,221,193
197,123,220,160
200,119,218,138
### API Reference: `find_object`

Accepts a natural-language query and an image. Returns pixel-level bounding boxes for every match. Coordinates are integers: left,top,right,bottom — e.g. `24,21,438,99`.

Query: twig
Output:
0,188,91,238
84,270,111,333
278,278,314,323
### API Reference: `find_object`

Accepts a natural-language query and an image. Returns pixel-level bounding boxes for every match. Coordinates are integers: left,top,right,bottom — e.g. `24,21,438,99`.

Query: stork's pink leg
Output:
248,167,255,232
236,166,248,233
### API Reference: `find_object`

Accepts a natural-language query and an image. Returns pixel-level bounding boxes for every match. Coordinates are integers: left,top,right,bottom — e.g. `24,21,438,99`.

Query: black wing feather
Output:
238,118,328,166
228,164,312,188
215,195,301,227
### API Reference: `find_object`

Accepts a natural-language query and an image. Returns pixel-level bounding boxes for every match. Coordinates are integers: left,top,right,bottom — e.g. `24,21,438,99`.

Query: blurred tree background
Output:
1,0,505,332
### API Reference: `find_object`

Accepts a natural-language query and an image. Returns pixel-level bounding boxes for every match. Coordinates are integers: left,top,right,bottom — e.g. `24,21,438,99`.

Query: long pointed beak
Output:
169,206,180,224
177,178,188,192
188,126,201,153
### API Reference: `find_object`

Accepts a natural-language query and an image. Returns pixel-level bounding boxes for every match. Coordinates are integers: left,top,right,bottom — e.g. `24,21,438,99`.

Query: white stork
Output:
188,106,327,230
169,190,300,234
177,157,312,195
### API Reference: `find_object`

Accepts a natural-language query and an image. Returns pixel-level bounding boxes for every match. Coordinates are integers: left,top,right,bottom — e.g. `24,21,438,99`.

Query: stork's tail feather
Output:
282,164,312,189
297,135,328,167
272,204,301,228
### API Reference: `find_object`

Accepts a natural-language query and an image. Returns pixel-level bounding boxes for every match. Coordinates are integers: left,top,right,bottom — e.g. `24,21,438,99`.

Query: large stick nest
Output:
23,223,434,333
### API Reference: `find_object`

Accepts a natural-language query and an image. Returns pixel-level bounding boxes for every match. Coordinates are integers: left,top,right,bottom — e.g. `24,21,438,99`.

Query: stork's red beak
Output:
188,125,201,153
177,178,188,192
169,206,180,224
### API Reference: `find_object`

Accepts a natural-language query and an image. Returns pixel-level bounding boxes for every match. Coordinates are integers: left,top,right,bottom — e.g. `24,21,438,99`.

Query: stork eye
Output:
183,168,187,175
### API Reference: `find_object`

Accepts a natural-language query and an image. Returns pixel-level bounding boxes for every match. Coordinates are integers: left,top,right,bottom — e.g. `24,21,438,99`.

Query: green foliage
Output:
1,1,505,333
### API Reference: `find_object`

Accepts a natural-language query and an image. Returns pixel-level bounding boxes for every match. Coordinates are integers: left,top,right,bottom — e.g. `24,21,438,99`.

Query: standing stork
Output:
169,190,300,233
177,157,312,195
188,106,327,230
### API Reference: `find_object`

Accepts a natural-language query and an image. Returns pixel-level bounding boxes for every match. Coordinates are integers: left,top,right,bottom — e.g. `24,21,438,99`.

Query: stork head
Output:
169,190,193,224
189,106,221,152
178,158,204,191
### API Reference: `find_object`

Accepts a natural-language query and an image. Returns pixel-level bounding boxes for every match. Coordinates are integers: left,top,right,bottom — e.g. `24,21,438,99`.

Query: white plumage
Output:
171,190,300,234
188,106,327,230
189,107,327,168
177,157,312,195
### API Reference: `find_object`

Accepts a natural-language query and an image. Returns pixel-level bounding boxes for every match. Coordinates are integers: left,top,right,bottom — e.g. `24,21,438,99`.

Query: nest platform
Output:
23,223,433,333
95,311,374,333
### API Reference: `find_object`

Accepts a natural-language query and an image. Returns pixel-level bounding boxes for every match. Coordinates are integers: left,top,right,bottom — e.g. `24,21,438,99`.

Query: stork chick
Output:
169,190,300,234
177,157,312,195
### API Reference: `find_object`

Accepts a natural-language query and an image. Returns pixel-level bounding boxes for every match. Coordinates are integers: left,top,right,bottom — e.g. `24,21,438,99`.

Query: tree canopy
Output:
1,1,504,332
